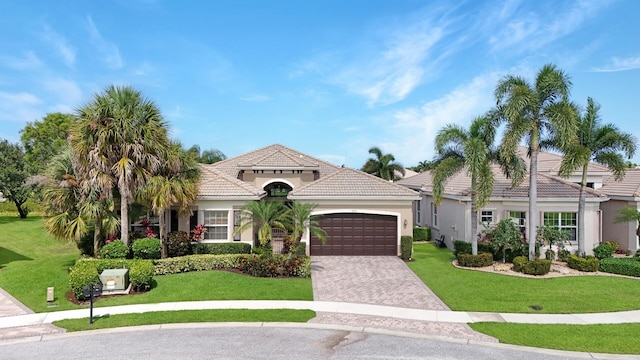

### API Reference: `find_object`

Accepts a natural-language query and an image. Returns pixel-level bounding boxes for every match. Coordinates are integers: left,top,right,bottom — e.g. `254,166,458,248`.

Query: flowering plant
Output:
191,223,207,241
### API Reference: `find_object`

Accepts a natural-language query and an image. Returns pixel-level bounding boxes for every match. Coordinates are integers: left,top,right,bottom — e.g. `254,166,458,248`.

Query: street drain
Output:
529,305,543,311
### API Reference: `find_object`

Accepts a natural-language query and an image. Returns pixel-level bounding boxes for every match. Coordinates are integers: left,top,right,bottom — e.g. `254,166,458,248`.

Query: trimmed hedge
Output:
567,255,599,272
453,240,494,258
193,242,252,255
599,257,640,277
413,226,431,241
100,240,129,259
153,254,245,275
593,243,615,260
166,231,192,257
456,252,493,267
69,258,155,299
400,236,413,260
512,256,551,275
132,237,162,259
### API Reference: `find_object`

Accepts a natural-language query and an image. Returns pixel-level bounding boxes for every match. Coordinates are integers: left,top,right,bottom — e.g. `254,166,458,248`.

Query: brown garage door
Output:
310,213,398,256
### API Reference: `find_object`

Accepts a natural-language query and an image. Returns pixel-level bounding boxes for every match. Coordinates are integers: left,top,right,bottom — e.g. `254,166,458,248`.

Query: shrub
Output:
599,257,640,277
400,236,413,260
413,227,431,241
235,254,310,278
166,231,192,257
636,249,640,258
453,240,472,256
132,237,162,259
567,255,599,272
77,230,95,257
512,256,528,272
605,241,620,252
292,242,306,256
593,243,615,260
521,259,551,275
558,249,571,262
100,240,129,259
252,245,273,256
487,219,526,261
128,260,155,290
193,242,252,255
153,254,245,275
456,252,493,267
68,261,100,300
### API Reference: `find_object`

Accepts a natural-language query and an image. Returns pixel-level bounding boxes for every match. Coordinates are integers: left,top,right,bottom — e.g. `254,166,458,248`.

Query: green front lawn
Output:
0,215,312,313
408,243,640,313
54,309,316,332
469,322,640,355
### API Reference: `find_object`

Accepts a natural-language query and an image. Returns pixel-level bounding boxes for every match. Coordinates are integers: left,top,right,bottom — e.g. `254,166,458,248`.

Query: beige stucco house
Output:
599,168,640,251
397,148,625,256
167,144,419,256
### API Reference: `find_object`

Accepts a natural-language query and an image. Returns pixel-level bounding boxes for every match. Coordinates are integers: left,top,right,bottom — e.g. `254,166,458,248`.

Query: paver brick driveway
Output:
309,256,497,342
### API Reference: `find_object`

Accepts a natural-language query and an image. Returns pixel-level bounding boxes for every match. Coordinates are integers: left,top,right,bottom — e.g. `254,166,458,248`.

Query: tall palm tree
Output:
614,207,640,250
551,98,637,256
496,64,578,260
284,201,327,253
361,146,405,181
138,141,201,258
432,115,525,255
71,85,171,246
233,200,287,246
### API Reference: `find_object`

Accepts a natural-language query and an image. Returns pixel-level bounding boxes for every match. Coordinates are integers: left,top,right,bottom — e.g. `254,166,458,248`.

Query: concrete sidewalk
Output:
3,299,640,330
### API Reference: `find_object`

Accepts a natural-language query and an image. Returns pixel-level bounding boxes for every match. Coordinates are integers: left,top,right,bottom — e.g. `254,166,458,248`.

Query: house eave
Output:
288,195,420,201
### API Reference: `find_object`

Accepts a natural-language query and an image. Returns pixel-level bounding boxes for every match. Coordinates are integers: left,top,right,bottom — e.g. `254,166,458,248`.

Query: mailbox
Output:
99,269,129,291
82,282,102,299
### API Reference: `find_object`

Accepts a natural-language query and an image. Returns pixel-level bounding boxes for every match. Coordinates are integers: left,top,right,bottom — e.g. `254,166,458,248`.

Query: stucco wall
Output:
601,199,639,251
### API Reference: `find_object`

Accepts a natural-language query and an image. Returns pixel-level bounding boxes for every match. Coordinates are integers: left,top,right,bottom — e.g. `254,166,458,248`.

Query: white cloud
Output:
239,94,271,102
592,56,640,72
0,92,43,123
41,25,76,68
383,73,500,166
42,77,84,106
0,51,43,70
133,61,154,76
86,16,124,69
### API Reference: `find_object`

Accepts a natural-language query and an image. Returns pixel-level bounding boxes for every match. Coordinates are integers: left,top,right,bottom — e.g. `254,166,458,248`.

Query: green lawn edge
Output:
53,309,316,332
469,322,640,355
408,243,640,313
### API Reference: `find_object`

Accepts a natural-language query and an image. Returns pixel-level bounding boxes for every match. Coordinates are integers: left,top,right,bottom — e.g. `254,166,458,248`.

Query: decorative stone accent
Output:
494,263,511,271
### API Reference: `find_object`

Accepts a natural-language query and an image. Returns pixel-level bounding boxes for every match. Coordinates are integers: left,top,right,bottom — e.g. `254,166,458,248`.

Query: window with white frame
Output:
543,212,577,241
431,203,438,228
508,211,526,235
480,210,495,226
203,210,229,241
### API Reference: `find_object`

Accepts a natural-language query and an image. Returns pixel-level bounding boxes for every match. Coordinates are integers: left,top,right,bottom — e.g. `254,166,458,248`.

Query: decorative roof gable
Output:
197,166,265,200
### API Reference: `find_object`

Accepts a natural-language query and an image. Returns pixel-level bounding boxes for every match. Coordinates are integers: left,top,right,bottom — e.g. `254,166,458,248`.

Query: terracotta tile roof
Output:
415,165,606,199
197,166,265,199
600,168,640,197
289,167,420,199
515,146,610,173
208,144,340,178
396,171,431,189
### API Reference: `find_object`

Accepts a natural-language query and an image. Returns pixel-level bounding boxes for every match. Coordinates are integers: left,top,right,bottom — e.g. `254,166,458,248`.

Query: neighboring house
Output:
166,144,419,256
599,168,640,251
397,147,619,255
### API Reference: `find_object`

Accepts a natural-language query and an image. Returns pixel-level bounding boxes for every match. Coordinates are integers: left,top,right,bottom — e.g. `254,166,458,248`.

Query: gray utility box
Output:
99,269,129,291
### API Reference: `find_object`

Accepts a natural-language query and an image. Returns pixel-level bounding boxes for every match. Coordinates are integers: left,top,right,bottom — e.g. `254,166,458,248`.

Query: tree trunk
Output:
577,163,588,257
94,211,103,257
14,200,28,219
470,192,478,256
528,134,539,261
159,208,167,258
120,193,130,246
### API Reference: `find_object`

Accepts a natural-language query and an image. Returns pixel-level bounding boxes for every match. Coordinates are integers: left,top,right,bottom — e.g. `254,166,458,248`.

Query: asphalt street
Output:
0,326,590,360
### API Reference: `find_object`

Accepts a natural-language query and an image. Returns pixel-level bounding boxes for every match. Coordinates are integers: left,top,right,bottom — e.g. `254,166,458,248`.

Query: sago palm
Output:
552,97,637,256
496,64,578,260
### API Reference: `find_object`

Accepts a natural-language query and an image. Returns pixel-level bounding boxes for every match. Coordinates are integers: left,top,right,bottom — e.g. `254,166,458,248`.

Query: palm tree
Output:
137,142,201,258
361,146,405,181
496,64,578,260
433,115,525,255
71,85,171,246
552,98,637,256
614,207,640,250
233,200,287,246
284,201,327,253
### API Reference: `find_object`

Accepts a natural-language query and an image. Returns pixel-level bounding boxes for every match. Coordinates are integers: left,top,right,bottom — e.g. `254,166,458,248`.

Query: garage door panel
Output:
310,213,397,256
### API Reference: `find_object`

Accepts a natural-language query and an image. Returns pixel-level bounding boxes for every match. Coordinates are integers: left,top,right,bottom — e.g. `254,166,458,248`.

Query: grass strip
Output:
53,309,316,332
469,322,640,355
408,243,640,313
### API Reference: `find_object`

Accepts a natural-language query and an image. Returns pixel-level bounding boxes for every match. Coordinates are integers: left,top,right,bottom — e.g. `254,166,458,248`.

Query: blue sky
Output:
1,0,639,168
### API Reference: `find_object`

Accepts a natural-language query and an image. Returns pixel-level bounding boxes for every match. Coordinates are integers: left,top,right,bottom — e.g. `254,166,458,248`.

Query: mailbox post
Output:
82,282,102,324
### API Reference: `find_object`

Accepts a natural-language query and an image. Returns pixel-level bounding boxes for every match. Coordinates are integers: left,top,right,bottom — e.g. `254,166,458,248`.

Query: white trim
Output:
261,178,295,190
